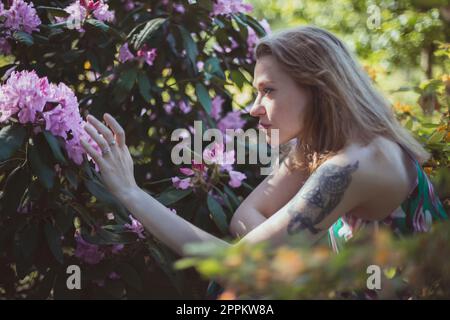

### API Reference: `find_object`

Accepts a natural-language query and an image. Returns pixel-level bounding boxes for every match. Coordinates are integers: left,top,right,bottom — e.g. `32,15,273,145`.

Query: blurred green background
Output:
248,0,449,107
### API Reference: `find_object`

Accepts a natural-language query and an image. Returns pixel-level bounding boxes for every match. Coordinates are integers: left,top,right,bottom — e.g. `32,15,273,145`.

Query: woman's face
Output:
250,55,311,146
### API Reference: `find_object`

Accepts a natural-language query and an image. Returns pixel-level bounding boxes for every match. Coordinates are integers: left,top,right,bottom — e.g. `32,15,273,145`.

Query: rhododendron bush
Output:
0,0,270,299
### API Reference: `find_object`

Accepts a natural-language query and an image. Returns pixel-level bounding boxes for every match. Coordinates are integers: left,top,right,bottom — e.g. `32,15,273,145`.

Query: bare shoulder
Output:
327,136,417,220
235,137,414,245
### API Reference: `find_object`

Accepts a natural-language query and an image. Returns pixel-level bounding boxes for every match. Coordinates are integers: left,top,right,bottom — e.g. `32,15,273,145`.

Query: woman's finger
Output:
84,123,111,157
80,138,106,168
86,114,115,145
103,113,126,147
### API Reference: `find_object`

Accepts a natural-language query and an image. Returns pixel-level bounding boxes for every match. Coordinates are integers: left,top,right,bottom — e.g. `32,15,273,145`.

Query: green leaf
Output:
213,188,234,216
61,49,85,63
137,71,153,102
197,259,224,276
83,179,129,221
238,13,267,37
33,34,50,45
44,222,64,264
421,123,440,128
114,262,143,291
114,67,138,103
19,223,40,262
69,203,95,226
86,51,101,73
37,6,70,18
82,227,136,245
1,165,29,216
84,179,116,205
130,18,166,50
30,269,56,299
204,57,225,79
0,125,26,162
428,131,445,144
198,0,214,11
195,83,212,114
85,19,125,40
155,188,192,206
178,26,198,69
13,31,34,46
28,180,43,201
28,142,55,190
230,70,246,89
173,257,199,270
47,21,68,29
65,168,78,189
0,64,17,81
102,224,127,233
120,67,138,91
223,185,241,208
183,241,231,258
126,21,148,40
86,19,109,32
54,206,74,235
404,118,413,130
232,13,249,36
212,17,225,29
13,220,32,278
207,194,228,234
145,239,184,294
43,131,67,165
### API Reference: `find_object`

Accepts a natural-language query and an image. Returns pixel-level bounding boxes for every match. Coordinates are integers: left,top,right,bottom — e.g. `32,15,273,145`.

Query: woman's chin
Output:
265,134,282,147
260,130,278,146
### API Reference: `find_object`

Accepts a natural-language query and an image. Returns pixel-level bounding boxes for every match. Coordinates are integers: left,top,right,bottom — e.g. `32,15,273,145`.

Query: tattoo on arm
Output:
287,161,359,235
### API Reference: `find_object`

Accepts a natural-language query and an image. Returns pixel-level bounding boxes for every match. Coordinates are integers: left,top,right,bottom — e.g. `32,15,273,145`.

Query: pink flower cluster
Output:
58,0,115,31
163,99,192,115
210,95,247,133
162,0,186,14
74,215,146,266
213,36,239,54
118,43,158,67
172,142,247,190
170,94,247,189
125,214,146,239
74,231,105,264
0,70,100,165
211,0,253,17
0,0,41,54
74,231,126,265
213,19,271,63
121,0,137,11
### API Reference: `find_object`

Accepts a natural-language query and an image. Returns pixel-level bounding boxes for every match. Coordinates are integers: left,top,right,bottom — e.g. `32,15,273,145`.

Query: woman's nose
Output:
249,100,266,117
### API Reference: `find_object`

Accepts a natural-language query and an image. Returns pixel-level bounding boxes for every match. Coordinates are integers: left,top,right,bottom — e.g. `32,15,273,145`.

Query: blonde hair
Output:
255,25,429,173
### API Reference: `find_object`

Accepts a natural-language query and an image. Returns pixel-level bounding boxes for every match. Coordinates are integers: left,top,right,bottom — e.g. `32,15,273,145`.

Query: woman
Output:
81,25,447,290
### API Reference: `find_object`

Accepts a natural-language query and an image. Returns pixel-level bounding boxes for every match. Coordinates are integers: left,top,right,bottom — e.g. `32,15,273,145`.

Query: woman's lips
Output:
258,123,271,129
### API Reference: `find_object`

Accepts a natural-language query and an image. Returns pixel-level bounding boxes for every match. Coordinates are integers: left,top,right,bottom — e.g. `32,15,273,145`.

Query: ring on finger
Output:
101,145,111,155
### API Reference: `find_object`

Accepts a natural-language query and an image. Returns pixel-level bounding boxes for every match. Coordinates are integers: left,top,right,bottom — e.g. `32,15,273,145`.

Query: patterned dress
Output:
329,149,448,253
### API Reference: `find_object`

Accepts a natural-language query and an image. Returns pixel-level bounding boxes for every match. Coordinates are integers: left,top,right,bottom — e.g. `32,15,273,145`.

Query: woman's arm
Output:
117,187,230,256
230,156,309,238
117,154,365,257
113,153,310,256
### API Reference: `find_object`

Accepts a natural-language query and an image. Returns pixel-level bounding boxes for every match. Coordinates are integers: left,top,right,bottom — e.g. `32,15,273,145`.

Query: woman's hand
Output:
81,113,139,201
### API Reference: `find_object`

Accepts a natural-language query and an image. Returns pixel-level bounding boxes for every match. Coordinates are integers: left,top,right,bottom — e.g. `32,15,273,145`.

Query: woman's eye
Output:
263,88,274,95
